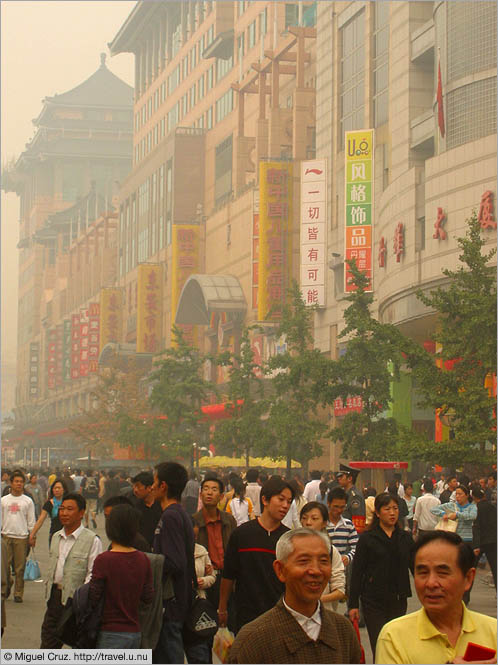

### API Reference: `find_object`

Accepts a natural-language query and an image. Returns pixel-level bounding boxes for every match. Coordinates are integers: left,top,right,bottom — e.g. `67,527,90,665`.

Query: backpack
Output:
84,476,99,499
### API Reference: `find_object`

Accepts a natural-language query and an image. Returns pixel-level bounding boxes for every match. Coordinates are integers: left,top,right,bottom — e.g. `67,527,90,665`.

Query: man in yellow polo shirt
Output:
376,531,496,664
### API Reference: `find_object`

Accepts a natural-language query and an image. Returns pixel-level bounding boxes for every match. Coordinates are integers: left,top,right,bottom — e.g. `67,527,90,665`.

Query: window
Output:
215,135,233,203
415,217,425,251
206,106,213,129
217,56,233,81
207,66,214,91
183,56,189,79
216,89,234,123
135,113,140,131
168,103,179,132
373,2,389,127
154,89,159,111
159,165,164,200
206,25,214,47
148,98,152,118
285,3,299,29
190,46,197,70
190,84,196,108
168,65,180,94
237,1,245,17
142,105,146,125
161,117,165,138
260,8,268,36
198,75,205,100
161,82,166,103
340,10,365,147
183,93,188,117
147,131,152,153
248,21,256,49
237,33,245,61
166,159,172,245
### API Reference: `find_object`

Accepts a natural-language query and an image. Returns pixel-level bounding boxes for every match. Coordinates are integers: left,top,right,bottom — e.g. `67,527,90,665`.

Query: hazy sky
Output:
1,1,135,408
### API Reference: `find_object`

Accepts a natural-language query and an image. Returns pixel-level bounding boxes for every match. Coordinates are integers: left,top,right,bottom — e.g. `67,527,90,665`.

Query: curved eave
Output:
175,274,247,326
109,2,157,55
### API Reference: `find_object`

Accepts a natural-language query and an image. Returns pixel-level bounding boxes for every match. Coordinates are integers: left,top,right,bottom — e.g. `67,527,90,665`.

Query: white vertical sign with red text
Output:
300,160,327,307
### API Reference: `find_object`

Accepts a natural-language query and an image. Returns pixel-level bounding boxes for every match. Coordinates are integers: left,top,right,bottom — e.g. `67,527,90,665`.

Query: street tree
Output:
409,212,497,464
264,281,329,476
213,327,270,467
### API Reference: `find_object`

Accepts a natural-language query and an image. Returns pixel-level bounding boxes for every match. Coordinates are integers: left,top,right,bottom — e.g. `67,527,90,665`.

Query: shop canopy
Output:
198,455,301,469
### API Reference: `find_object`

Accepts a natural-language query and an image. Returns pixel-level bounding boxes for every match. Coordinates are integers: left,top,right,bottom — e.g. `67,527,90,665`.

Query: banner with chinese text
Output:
100,288,123,353
88,302,100,372
137,264,163,353
71,312,81,379
29,342,39,398
79,307,89,377
345,129,374,292
258,161,293,321
300,159,327,307
63,320,71,382
47,328,57,389
171,225,200,346
252,190,260,310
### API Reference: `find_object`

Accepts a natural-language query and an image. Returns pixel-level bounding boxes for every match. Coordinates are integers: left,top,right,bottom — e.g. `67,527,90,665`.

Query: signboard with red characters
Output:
333,396,363,417
301,159,327,307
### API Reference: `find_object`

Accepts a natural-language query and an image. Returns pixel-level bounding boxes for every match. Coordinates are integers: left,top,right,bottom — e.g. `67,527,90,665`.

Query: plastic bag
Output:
213,626,235,664
24,550,41,581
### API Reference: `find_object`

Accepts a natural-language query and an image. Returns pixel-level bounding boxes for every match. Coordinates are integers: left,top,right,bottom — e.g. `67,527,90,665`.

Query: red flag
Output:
437,59,445,138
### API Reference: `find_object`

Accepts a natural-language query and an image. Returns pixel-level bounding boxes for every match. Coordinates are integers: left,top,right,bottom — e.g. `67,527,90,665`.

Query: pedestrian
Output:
152,461,197,664
40,493,102,648
376,531,497,664
97,471,107,514
365,487,377,527
315,481,329,506
244,468,262,517
303,470,322,502
72,469,84,493
404,483,417,531
412,479,440,538
228,528,362,663
129,471,163,547
336,464,366,534
387,482,409,524
1,470,36,603
37,469,49,502
439,474,458,504
349,492,414,657
218,476,294,633
182,472,201,516
103,470,121,502
472,487,497,589
89,504,153,648
26,472,44,518
62,469,75,493
29,479,68,548
1,469,11,496
226,477,253,526
300,501,346,611
485,471,497,505
103,496,151,552
81,470,99,529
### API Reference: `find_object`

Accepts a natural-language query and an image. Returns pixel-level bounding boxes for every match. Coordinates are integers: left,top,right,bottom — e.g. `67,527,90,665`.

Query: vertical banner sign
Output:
137,264,163,353
258,161,293,321
79,307,89,377
47,328,57,389
345,129,374,292
100,288,123,353
71,312,81,379
63,320,71,382
29,342,39,398
88,302,100,373
171,225,200,346
300,159,327,306
55,324,63,387
252,190,260,310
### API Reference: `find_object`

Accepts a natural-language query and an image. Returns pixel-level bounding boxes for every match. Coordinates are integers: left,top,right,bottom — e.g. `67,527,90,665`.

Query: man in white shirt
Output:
413,479,440,538
40,492,102,648
244,469,262,517
1,470,36,602
302,470,322,502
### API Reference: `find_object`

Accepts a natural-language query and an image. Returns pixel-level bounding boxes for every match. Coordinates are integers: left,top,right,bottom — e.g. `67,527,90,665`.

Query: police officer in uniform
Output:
336,464,366,534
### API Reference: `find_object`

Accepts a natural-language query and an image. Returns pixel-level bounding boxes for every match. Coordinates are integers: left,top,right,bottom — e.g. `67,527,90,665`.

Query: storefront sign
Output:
301,160,327,307
100,288,123,353
171,225,200,346
137,264,162,353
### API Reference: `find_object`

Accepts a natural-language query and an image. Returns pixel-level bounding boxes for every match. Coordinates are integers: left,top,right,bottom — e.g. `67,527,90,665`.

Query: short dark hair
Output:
489,471,497,481
300,501,329,523
456,484,470,497
105,504,140,546
10,470,25,483
365,487,377,498
310,470,322,480
155,462,188,500
246,469,259,483
62,492,86,511
103,495,133,510
423,479,434,493
201,475,224,493
472,487,485,500
413,530,475,575
327,487,347,504
447,475,457,483
259,472,268,484
132,472,154,487
260,476,294,513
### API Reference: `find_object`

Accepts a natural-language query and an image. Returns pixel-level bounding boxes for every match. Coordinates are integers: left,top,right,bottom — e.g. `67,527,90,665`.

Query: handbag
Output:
436,517,458,532
56,597,79,647
351,617,366,664
183,594,219,643
24,550,41,581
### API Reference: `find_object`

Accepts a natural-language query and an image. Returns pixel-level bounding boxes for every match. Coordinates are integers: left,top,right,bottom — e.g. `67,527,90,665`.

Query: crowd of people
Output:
1,462,496,664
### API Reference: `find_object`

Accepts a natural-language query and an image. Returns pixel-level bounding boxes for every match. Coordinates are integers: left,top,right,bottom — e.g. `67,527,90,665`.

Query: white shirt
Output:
1,493,36,538
283,598,322,641
53,524,103,585
413,493,440,531
281,499,301,529
397,483,405,499
245,483,262,517
303,479,321,502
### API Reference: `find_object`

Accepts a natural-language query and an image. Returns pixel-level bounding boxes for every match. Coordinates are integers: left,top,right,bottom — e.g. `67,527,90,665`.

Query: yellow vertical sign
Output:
99,288,123,354
171,225,200,346
136,264,162,353
258,161,293,321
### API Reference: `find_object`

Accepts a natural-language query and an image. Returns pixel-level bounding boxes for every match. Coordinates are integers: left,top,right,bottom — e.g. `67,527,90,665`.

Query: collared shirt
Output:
54,524,102,585
413,493,440,531
245,483,262,517
283,598,322,642
326,516,358,563
376,603,497,664
203,508,224,570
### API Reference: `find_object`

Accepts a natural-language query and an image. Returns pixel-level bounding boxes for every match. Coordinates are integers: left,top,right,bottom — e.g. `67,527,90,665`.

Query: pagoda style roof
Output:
40,54,133,112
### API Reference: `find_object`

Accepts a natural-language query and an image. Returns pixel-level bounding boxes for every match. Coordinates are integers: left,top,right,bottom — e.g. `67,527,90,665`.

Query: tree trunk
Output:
286,442,292,479
245,447,250,468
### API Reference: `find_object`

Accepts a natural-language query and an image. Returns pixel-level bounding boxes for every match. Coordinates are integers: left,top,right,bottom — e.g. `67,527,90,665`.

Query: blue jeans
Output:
153,620,184,664
97,631,141,649
185,640,211,664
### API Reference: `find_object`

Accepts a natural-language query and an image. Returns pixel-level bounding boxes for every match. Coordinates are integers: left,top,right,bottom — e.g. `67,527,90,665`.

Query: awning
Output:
175,274,247,326
349,461,408,469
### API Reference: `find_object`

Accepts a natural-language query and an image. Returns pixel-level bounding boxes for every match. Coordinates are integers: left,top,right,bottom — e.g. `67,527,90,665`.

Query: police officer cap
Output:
338,463,360,482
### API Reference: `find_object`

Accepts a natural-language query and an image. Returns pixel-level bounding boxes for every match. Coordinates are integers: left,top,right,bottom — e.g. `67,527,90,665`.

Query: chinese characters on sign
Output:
333,396,363,417
71,312,81,380
88,302,100,373
258,161,293,321
171,224,200,346
29,342,39,398
300,160,326,307
252,190,260,310
433,207,447,240
79,307,89,377
100,288,123,353
345,130,374,292
393,222,404,262
137,264,162,353
63,320,71,382
478,190,497,230
378,236,387,268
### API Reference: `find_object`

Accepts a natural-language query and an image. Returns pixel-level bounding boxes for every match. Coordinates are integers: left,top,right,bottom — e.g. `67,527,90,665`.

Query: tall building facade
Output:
2,56,133,465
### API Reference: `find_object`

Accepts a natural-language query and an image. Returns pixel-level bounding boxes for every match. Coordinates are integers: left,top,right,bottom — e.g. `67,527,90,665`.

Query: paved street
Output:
2,517,496,663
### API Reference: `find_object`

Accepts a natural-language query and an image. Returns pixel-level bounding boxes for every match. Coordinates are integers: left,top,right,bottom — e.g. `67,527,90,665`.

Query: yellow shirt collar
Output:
418,602,476,640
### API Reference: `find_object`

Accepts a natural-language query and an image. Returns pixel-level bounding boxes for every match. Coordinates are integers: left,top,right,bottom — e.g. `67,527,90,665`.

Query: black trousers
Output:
481,542,497,589
362,594,407,662
40,586,64,649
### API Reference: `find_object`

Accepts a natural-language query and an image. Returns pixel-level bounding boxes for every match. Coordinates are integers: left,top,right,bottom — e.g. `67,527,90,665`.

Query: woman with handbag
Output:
29,479,67,548
430,484,477,603
349,493,414,658
89,504,153,648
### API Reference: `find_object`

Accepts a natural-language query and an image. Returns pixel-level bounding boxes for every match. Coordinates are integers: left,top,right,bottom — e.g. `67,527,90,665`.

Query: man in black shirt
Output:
218,476,294,633
439,475,458,504
130,472,163,547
